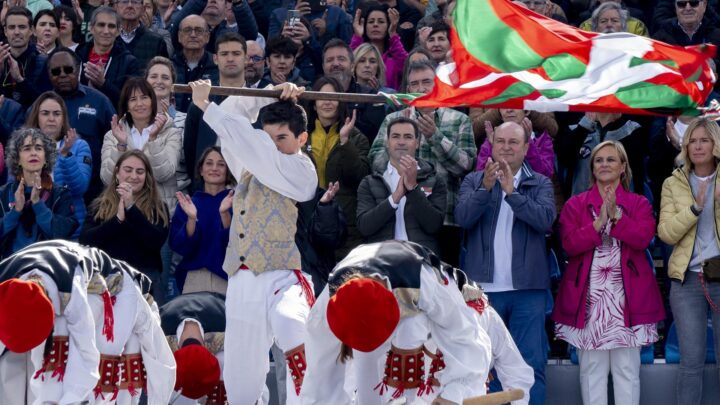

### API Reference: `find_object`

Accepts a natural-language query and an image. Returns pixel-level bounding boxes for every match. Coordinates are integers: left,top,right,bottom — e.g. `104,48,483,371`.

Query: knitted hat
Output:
174,344,221,399
327,278,400,352
0,279,55,353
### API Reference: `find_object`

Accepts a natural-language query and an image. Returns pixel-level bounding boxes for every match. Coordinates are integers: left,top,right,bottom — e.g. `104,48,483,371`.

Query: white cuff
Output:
387,195,399,209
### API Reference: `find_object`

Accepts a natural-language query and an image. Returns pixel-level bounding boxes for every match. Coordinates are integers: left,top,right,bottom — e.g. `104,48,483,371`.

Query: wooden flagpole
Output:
172,84,388,104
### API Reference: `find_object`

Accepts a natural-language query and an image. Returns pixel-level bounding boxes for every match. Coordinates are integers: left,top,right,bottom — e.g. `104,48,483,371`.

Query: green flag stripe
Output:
454,0,544,72
481,81,536,105
615,81,696,109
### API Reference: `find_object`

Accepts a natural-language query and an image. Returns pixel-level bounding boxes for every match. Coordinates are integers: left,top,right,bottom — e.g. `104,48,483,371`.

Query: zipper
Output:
574,259,583,287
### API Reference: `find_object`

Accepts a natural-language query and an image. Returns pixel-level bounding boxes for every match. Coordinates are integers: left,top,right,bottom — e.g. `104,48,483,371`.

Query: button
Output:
240,256,245,262
239,233,245,238
240,210,246,215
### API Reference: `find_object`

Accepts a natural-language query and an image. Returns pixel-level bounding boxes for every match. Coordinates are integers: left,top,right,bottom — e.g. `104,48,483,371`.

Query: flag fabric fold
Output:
406,0,716,116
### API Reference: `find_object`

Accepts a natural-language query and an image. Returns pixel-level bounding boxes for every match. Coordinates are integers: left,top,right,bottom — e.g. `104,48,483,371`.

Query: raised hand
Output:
418,26,432,45
388,7,400,36
484,120,495,143
666,117,681,150
521,117,533,139
14,178,25,212
416,112,437,139
275,82,305,102
60,128,78,156
148,113,168,141
29,174,41,204
352,9,364,37
339,109,357,145
604,184,617,220
111,115,129,145
189,79,212,111
219,189,234,213
311,10,328,37
175,191,197,220
163,0,177,24
295,0,311,16
83,61,106,87
498,159,514,195
482,157,500,190
117,181,135,208
320,181,340,203
400,155,418,190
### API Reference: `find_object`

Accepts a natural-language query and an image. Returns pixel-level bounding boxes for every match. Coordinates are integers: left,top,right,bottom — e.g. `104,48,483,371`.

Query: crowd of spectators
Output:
0,0,720,403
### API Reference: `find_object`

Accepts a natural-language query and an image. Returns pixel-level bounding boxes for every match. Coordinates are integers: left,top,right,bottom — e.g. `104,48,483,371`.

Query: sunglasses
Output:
676,1,701,8
248,55,264,63
50,66,74,76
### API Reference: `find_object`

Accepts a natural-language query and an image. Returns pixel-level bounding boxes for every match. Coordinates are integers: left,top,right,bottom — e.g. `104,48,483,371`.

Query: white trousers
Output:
224,270,311,405
577,347,641,405
0,351,33,405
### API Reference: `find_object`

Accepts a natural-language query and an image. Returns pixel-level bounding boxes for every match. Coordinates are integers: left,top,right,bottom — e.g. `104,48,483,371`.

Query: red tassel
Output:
51,365,65,382
101,290,115,342
391,386,405,399
127,382,138,397
110,387,119,401
374,381,388,395
293,270,315,307
33,367,46,380
93,386,105,400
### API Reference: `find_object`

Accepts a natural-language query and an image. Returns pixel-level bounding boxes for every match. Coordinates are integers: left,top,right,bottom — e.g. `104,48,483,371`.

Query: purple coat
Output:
350,34,408,91
552,184,665,329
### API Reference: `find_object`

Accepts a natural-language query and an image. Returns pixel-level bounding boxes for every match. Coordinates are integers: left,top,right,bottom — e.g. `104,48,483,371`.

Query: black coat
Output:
76,39,141,106
295,187,347,296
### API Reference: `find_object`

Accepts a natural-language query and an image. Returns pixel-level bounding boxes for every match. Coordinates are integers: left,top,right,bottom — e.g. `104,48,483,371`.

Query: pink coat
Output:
350,34,408,91
552,184,665,329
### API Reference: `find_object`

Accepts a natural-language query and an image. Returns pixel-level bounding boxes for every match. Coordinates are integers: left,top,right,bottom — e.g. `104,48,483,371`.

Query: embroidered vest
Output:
223,171,301,276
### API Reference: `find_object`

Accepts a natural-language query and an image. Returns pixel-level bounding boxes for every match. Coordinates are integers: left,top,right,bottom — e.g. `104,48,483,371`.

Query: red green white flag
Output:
406,0,716,116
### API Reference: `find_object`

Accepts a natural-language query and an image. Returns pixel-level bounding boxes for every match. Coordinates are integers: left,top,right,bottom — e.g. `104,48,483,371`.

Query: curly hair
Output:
5,128,57,178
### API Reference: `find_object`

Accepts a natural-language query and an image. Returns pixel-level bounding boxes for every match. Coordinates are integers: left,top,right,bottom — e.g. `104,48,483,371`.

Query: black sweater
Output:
79,204,168,274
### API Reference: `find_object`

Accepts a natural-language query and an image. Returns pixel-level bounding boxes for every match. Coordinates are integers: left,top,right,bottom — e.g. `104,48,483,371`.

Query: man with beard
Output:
0,7,52,108
173,14,219,112
115,0,169,69
245,40,269,88
322,38,387,144
46,47,115,203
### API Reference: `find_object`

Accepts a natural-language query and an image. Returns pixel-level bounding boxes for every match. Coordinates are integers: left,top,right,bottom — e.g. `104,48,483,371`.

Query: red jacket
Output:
552,184,665,329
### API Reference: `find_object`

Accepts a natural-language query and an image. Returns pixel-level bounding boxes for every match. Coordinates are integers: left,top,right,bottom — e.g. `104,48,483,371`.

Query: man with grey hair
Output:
578,1,649,36
456,120,555,405
591,1,629,33
75,6,141,105
245,40,268,88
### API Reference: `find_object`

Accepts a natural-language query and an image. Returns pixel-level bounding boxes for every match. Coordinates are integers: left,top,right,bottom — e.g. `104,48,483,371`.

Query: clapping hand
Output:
320,181,340,203
482,157,500,190
111,115,129,145
339,109,357,145
176,192,197,220
219,189,234,214
29,174,41,204
60,128,78,156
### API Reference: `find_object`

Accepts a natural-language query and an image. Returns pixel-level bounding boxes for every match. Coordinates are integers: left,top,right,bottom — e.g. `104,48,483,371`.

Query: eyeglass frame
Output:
50,66,75,76
180,26,210,35
676,0,703,8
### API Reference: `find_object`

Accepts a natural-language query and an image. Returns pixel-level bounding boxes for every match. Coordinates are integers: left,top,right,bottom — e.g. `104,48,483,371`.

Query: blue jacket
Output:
455,162,556,290
169,189,231,292
53,138,92,238
0,182,78,259
62,84,116,201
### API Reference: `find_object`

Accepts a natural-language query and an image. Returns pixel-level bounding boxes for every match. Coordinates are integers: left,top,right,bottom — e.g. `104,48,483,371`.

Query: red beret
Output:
0,279,55,353
174,344,221,399
327,278,400,352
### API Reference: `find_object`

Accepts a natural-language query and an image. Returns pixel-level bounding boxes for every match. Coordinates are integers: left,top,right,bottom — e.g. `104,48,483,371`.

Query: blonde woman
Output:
352,42,395,94
658,117,720,405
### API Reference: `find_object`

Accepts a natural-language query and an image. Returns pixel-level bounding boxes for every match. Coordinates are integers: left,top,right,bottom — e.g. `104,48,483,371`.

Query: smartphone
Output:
308,0,327,14
287,9,301,28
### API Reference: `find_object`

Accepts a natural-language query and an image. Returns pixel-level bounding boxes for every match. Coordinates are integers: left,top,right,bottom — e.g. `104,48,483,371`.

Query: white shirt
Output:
130,126,152,150
383,163,408,241
483,170,522,293
204,92,317,202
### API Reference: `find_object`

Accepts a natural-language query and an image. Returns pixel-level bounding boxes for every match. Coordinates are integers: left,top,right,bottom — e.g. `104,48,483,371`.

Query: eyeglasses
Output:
676,1,701,8
248,55,264,63
180,27,209,35
522,0,547,6
50,66,74,76
116,0,143,5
